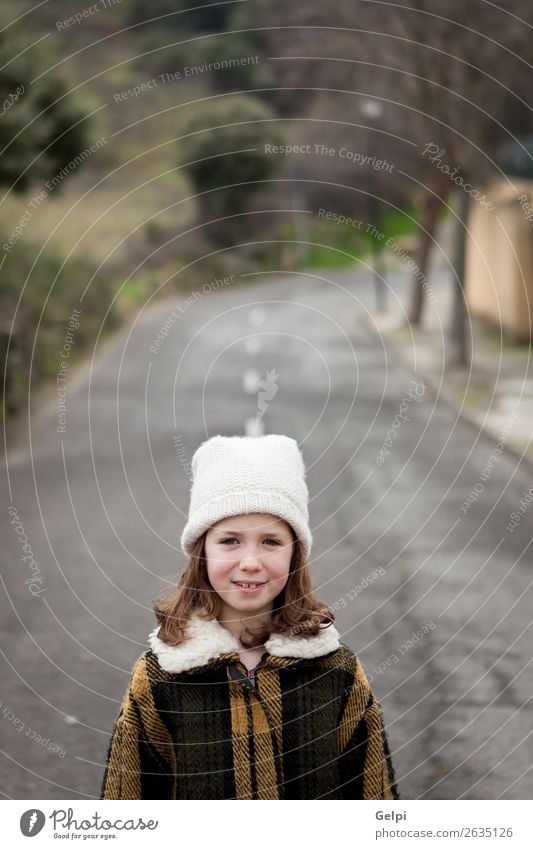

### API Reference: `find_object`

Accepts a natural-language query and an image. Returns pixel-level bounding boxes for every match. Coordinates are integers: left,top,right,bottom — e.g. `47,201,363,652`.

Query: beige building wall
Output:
465,178,533,342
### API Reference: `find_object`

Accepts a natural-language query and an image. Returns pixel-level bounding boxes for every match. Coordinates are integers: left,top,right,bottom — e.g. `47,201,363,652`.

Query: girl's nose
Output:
240,553,262,567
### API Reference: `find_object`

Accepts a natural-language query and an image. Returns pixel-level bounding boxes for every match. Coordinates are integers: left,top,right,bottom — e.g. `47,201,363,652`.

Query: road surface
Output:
1,268,531,799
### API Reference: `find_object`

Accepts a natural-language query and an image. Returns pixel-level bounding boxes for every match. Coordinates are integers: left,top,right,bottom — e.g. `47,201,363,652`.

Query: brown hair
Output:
153,526,335,649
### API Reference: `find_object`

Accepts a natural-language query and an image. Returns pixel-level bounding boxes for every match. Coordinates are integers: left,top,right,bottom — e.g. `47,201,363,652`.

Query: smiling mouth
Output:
231,581,266,588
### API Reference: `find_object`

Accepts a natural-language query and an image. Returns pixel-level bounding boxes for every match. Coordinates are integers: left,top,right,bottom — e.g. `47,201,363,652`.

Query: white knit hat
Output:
180,434,312,558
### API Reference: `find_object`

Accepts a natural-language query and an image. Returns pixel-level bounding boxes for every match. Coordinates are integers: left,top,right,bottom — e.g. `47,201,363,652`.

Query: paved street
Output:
2,268,532,799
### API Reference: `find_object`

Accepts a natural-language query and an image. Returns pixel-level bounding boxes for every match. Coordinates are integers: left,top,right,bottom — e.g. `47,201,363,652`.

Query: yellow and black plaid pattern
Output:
101,646,399,800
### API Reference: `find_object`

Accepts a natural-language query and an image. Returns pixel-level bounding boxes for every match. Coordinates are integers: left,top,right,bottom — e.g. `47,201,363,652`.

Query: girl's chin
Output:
229,594,271,606
223,591,273,608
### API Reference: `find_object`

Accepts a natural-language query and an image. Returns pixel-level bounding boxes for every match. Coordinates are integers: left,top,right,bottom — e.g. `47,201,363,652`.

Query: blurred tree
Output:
15,0,122,31
372,0,533,363
0,6,93,194
236,0,533,364
132,28,275,95
228,0,319,116
128,0,231,33
178,95,284,243
0,5,101,420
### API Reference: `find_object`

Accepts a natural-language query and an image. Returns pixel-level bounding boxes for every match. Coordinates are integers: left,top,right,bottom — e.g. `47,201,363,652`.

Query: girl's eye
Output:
219,538,280,546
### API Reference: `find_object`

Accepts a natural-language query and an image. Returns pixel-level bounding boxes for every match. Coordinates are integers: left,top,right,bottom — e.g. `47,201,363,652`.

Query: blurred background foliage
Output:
178,95,284,242
2,0,533,421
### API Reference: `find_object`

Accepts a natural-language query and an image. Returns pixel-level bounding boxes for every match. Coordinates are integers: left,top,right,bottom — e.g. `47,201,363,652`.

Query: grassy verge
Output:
296,207,418,270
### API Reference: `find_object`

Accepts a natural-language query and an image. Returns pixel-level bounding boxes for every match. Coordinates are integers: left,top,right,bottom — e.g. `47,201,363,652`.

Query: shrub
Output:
0,244,119,420
178,95,284,241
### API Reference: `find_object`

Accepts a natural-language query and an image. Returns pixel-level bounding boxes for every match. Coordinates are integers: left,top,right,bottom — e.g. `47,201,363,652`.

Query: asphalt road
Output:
2,268,532,799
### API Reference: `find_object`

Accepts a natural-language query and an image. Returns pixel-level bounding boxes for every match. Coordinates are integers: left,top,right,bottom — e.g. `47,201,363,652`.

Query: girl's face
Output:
205,513,294,621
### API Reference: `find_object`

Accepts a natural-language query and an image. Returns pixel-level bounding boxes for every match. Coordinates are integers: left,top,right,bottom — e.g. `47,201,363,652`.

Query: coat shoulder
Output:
123,649,176,698
325,643,374,698
134,648,178,685
319,642,371,680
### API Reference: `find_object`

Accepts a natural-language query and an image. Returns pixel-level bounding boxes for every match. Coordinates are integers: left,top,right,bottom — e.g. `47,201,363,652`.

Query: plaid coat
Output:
100,613,399,800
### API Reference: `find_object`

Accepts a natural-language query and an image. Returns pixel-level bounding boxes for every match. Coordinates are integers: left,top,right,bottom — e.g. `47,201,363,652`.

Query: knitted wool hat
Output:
180,434,312,558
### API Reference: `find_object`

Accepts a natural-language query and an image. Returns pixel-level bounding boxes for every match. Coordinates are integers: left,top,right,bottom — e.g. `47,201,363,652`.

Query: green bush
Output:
0,7,92,193
0,244,119,419
128,0,230,32
178,95,284,240
132,29,274,94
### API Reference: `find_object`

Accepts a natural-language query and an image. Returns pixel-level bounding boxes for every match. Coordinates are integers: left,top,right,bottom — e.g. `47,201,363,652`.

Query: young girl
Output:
100,434,399,800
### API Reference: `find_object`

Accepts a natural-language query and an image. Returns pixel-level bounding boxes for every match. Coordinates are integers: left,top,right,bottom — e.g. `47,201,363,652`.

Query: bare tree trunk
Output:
449,190,470,368
408,189,445,326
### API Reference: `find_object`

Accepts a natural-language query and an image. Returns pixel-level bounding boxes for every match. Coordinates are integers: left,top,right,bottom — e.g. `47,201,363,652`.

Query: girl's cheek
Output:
270,571,290,586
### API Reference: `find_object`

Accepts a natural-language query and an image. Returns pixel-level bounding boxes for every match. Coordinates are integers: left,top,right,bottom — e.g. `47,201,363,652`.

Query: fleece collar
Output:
148,612,342,674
